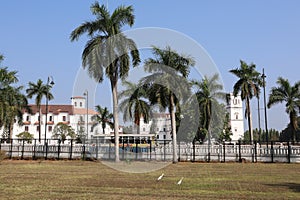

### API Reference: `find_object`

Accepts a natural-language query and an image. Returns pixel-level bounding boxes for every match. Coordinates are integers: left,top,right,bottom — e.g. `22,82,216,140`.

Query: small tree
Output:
218,113,232,143
16,131,34,144
52,122,76,144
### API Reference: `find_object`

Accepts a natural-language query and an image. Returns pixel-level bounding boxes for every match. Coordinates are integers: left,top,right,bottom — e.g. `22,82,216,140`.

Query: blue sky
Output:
0,0,300,131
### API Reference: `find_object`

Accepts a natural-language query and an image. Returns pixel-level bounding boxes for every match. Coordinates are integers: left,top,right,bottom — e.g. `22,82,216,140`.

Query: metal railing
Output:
0,138,299,163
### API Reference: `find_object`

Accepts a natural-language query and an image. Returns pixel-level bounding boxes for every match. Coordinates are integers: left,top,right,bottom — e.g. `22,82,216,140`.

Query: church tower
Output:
226,93,244,141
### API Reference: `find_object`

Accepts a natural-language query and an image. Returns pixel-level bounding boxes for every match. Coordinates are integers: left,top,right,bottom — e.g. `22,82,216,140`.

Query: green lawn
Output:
0,160,299,199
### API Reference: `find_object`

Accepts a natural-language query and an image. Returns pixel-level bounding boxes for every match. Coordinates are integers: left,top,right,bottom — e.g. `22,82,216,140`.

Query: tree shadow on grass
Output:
265,183,300,193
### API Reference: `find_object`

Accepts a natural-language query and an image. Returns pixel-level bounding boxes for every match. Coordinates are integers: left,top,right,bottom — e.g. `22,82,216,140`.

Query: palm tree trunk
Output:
170,94,178,163
246,97,253,144
290,112,297,144
111,80,120,162
38,105,41,143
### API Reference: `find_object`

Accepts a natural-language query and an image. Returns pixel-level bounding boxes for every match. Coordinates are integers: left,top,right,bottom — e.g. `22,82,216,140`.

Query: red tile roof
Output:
27,105,74,115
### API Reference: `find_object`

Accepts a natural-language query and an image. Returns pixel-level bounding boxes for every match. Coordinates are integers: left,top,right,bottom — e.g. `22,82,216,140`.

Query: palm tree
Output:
229,60,261,144
0,63,29,141
119,81,151,134
70,2,140,162
26,79,54,142
0,86,29,141
267,77,300,143
191,74,225,143
91,105,114,134
143,46,195,163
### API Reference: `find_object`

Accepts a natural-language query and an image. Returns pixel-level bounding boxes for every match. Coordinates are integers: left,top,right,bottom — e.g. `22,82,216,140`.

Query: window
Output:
38,116,40,121
25,126,29,132
75,102,77,107
62,116,66,121
80,102,82,107
143,128,145,132
49,116,53,121
48,126,52,132
36,126,40,131
163,135,166,139
156,135,159,139
234,112,239,120
26,116,30,121
163,128,166,132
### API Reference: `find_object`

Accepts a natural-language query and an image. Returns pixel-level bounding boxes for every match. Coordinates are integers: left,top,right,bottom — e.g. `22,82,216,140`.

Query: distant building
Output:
8,96,118,141
226,93,244,141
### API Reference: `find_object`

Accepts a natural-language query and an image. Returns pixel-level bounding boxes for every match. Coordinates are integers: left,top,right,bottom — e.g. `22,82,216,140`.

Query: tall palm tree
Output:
191,74,225,143
91,105,114,134
229,60,261,144
268,77,300,143
70,2,140,162
143,46,195,163
119,81,151,134
0,86,29,141
26,79,54,142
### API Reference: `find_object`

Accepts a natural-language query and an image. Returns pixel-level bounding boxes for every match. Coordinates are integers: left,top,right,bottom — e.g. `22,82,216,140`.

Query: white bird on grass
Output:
177,177,184,185
157,173,164,181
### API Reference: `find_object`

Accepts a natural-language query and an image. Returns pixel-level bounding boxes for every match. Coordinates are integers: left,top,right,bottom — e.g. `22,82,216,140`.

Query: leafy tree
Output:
143,46,195,163
26,79,54,142
91,105,113,134
52,122,76,144
70,2,140,162
119,81,151,134
218,112,232,142
16,131,34,143
268,77,300,143
229,60,261,144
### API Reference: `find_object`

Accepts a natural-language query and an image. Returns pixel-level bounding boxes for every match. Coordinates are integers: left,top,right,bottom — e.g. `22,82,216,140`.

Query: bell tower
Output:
226,93,244,141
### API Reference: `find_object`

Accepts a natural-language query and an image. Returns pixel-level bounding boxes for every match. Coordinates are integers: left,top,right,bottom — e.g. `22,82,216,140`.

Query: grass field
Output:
0,160,299,200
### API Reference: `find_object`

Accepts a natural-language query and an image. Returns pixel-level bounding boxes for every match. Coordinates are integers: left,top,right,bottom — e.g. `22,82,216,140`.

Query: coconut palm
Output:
143,46,195,163
0,85,29,141
91,105,114,134
119,81,151,134
267,77,300,143
70,2,140,162
191,74,225,143
229,60,261,144
26,79,54,142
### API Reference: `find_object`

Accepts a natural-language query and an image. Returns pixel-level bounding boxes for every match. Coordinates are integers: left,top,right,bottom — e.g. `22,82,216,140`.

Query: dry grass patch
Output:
0,160,299,199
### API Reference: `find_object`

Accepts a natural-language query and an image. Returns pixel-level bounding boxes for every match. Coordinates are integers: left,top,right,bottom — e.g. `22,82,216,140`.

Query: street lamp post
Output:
262,69,269,149
83,90,89,141
44,76,54,144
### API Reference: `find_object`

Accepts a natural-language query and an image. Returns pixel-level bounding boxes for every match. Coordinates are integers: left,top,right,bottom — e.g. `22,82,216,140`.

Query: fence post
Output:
57,139,61,160
96,138,98,160
178,141,181,162
69,139,73,160
238,140,242,162
45,140,48,160
108,142,111,160
122,137,125,160
33,139,36,160
287,141,291,163
9,139,13,159
254,141,257,163
149,138,152,160
135,140,138,160
192,139,195,162
271,141,274,163
223,141,226,163
21,139,25,160
164,140,166,161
